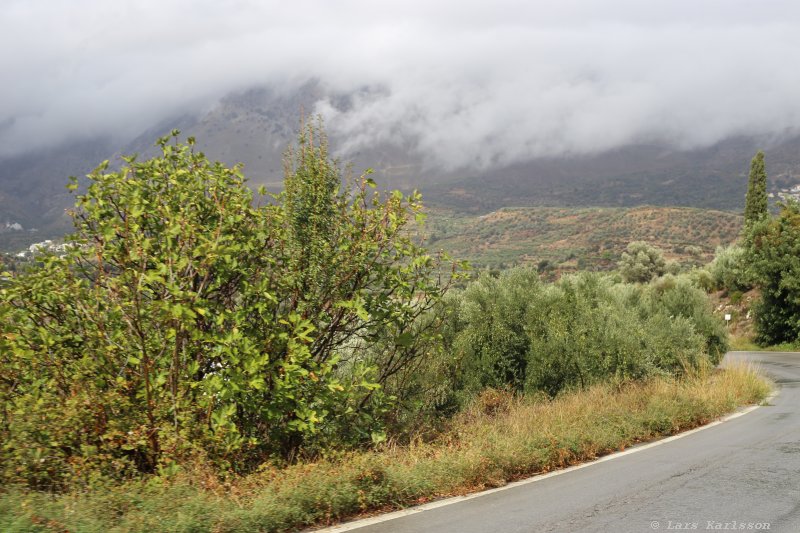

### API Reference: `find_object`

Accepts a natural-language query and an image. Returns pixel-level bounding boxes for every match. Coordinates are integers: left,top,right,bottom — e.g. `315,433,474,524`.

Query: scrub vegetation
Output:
0,124,774,531
0,365,769,533
423,205,742,273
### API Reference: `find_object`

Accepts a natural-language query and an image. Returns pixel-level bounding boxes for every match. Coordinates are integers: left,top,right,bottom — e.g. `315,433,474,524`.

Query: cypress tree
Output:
744,150,768,226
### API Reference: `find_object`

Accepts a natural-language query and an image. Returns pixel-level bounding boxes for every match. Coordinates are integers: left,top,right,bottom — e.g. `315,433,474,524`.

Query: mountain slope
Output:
1,83,798,251
425,136,800,212
426,205,743,271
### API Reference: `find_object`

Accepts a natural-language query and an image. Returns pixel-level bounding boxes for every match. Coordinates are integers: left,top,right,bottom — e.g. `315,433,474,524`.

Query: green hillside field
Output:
424,205,743,272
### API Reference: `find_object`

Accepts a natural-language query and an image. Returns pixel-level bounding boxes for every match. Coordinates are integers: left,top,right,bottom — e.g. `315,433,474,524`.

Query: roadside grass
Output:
729,334,799,352
0,364,771,533
729,335,761,351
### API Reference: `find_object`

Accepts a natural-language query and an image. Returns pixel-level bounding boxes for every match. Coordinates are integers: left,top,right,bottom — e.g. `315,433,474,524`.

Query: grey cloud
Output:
2,0,800,169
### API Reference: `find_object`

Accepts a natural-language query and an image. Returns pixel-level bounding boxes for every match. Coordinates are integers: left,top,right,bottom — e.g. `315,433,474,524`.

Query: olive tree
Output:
618,241,667,283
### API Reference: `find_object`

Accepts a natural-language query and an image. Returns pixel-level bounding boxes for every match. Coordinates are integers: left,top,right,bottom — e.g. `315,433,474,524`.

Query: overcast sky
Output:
2,0,800,167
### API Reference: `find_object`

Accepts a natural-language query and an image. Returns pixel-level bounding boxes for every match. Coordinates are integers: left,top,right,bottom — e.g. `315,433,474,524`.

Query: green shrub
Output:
449,268,541,394
640,274,729,364
748,201,800,345
709,244,754,293
618,241,667,283
434,268,721,403
0,124,457,488
524,274,662,395
685,267,716,292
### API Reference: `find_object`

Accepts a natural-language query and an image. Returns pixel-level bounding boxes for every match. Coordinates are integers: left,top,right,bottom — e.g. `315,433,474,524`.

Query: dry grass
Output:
0,364,771,533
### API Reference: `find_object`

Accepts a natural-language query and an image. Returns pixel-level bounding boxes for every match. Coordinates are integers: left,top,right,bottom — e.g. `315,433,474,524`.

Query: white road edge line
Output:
314,390,779,532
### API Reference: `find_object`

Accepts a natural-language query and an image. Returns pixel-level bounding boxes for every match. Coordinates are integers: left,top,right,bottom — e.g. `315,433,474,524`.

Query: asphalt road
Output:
329,351,800,533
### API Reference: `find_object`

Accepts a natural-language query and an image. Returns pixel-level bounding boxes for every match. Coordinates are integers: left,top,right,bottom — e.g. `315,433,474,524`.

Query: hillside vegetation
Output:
426,206,742,271
0,365,768,533
6,99,800,254
0,123,773,532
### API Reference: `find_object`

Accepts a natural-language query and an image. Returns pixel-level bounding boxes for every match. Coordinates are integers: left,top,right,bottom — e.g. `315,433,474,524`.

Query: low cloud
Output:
3,0,800,168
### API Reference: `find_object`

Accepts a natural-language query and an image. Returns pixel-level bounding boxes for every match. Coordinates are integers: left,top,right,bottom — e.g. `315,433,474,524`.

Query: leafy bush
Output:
748,201,800,345
0,124,456,488
636,274,728,364
524,274,665,395
665,260,682,275
685,267,716,292
434,268,722,402
709,244,754,293
449,268,540,394
618,241,666,283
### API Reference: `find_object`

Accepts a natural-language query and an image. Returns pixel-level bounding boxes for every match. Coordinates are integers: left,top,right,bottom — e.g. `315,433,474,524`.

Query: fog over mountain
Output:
3,0,800,170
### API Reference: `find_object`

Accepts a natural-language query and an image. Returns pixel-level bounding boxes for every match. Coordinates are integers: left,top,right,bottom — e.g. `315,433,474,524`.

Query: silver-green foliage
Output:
438,268,724,400
635,274,728,364
709,244,754,293
618,241,667,283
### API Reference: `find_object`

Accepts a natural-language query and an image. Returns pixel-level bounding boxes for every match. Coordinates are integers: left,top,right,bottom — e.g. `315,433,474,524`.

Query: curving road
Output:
325,352,800,533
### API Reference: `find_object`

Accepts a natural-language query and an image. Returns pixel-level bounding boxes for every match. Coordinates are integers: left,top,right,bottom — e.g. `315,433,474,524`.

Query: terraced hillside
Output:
425,206,743,272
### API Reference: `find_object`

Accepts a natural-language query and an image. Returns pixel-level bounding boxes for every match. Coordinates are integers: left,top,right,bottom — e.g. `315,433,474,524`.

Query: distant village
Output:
14,239,75,258
773,183,800,203
1,221,76,258
2,221,23,232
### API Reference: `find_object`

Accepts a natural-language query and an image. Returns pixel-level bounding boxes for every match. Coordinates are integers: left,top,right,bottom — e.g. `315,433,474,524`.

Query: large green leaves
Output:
0,124,457,488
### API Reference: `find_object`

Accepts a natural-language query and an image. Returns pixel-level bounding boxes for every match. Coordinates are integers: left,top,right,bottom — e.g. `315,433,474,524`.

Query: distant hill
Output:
122,81,430,191
424,136,800,213
0,81,431,251
1,82,797,252
425,205,743,272
0,138,114,250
